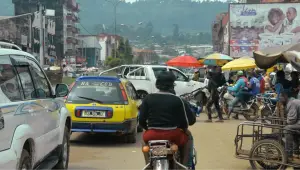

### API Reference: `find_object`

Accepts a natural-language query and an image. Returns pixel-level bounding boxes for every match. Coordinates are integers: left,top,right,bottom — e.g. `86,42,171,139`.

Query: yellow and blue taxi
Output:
65,76,140,143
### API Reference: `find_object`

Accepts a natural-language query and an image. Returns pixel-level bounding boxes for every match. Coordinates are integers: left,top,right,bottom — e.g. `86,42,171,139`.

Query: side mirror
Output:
55,84,69,97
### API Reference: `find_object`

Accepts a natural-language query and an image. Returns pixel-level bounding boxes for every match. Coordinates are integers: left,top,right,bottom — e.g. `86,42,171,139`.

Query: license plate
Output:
82,110,106,117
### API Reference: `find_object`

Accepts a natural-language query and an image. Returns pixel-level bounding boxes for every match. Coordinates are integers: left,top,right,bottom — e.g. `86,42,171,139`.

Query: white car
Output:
100,64,205,97
0,42,71,170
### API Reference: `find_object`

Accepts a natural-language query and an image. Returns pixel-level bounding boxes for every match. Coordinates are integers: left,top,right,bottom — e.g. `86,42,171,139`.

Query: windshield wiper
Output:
77,96,103,104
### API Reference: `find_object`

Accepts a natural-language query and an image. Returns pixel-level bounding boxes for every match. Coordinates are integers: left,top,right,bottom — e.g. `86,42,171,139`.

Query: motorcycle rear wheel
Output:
243,103,259,121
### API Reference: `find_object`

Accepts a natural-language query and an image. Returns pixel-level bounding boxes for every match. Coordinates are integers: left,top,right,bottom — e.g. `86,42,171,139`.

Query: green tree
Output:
124,39,133,64
105,56,122,68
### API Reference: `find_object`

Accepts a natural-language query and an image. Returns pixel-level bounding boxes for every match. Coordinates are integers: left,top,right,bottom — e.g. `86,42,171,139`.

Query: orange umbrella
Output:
166,55,203,67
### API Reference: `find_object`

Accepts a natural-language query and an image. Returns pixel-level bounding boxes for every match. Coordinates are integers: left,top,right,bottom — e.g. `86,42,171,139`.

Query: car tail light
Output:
75,110,81,117
119,83,128,101
107,111,113,118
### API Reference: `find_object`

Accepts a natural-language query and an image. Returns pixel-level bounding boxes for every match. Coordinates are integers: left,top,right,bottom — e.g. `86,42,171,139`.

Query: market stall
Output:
253,43,300,71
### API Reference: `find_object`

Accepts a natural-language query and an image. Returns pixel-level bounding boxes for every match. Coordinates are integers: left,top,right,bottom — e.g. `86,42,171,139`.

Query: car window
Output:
170,69,187,81
128,67,145,77
123,66,139,76
0,55,22,103
10,56,36,100
66,80,124,104
152,67,167,78
26,58,52,98
126,82,138,100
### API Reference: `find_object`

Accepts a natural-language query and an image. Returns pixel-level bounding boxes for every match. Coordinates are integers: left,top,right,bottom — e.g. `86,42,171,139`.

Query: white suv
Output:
100,64,205,97
0,43,71,170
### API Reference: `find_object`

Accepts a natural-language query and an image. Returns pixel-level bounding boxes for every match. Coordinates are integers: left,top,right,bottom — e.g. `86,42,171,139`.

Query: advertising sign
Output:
229,3,300,57
261,0,300,3
261,0,284,2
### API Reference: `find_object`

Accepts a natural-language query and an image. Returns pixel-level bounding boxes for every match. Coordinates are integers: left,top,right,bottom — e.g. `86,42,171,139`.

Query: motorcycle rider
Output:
244,70,260,101
139,71,196,168
227,70,249,119
205,66,226,123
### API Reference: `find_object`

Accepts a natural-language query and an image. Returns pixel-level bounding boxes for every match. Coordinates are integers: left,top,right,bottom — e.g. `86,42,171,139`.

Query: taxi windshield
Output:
66,80,123,104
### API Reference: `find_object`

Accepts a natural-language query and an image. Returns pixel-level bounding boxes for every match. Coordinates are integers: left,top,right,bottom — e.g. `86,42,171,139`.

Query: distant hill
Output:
0,0,229,35
77,0,228,35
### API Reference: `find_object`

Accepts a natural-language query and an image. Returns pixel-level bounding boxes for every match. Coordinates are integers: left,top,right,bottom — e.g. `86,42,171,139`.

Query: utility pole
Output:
28,15,32,53
39,2,44,67
114,5,117,59
106,0,124,58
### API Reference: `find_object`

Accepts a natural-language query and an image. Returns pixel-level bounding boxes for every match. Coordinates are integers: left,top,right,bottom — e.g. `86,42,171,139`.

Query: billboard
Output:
229,3,300,57
261,0,284,2
261,0,300,2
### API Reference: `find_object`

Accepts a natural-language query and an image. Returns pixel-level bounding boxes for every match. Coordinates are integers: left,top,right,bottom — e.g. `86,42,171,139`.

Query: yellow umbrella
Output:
222,57,256,71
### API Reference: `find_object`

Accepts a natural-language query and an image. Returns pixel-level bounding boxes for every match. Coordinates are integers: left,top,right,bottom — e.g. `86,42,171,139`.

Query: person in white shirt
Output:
285,7,300,33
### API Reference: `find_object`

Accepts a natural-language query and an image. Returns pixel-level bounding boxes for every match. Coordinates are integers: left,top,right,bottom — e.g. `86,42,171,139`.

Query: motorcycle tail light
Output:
142,146,150,153
171,144,178,152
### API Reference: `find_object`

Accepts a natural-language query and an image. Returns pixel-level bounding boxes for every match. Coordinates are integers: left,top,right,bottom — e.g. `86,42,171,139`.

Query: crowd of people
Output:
138,64,300,168
194,64,300,161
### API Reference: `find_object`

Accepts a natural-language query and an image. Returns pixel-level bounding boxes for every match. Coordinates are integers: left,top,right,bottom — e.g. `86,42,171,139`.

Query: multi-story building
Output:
212,12,228,54
12,0,81,66
132,48,157,64
64,0,80,67
78,35,102,67
99,33,121,62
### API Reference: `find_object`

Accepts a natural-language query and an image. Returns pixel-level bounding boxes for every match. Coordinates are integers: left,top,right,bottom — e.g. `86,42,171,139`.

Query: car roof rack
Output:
0,41,22,51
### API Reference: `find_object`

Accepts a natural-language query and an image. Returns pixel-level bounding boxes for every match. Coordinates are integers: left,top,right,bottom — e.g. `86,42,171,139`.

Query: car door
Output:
0,55,25,152
10,55,47,163
125,82,138,118
26,57,60,153
169,68,191,96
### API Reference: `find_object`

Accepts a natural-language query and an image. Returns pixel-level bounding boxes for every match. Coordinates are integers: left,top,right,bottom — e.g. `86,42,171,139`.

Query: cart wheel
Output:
249,139,287,170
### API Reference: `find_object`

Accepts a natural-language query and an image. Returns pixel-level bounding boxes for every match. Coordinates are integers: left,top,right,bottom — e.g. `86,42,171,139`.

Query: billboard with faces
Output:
229,3,300,57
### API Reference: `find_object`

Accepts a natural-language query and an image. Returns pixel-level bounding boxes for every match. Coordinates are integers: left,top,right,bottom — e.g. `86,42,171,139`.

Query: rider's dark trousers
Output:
284,124,300,157
206,89,223,120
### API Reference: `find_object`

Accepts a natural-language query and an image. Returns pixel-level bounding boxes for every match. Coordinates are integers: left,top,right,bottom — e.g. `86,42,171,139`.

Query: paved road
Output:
69,114,252,170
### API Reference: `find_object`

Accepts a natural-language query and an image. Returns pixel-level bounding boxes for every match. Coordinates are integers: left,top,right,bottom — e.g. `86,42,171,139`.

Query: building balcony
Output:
66,13,80,22
65,49,76,56
66,37,79,44
67,25,79,33
66,0,80,12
